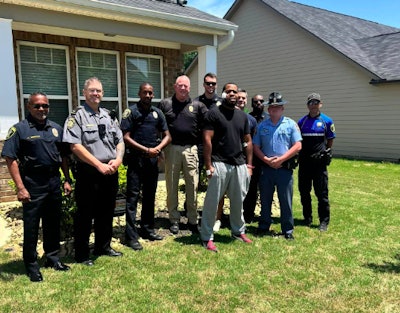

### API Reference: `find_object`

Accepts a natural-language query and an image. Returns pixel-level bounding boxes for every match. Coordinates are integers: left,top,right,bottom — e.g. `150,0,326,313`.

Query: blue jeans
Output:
259,166,294,234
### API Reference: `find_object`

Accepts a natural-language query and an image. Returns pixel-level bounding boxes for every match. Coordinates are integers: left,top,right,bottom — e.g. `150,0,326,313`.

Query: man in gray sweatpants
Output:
200,82,254,252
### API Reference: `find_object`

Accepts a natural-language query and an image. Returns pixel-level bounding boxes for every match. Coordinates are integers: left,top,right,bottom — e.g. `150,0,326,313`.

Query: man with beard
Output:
200,83,253,252
243,94,268,223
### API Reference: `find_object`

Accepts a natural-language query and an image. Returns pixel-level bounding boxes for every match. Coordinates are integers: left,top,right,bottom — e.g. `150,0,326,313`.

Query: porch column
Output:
0,18,18,140
197,45,217,95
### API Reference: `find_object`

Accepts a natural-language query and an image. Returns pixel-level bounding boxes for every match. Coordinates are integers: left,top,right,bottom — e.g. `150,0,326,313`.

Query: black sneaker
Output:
284,233,295,240
318,222,328,232
170,222,179,234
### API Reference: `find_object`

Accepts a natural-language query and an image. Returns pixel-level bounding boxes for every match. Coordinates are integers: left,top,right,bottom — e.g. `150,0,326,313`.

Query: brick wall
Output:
0,141,17,202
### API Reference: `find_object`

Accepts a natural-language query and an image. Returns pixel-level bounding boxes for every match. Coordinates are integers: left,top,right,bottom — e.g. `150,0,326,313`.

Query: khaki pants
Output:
164,144,199,225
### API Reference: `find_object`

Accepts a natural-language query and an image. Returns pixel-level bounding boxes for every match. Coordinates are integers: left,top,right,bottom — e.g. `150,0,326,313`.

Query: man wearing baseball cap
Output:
298,93,336,232
253,92,302,240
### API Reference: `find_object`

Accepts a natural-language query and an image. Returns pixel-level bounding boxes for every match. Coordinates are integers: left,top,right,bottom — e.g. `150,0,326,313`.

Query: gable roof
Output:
226,0,400,82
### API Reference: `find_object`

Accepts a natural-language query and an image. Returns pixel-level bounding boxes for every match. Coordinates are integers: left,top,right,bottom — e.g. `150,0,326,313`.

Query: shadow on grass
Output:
0,259,26,282
364,254,400,273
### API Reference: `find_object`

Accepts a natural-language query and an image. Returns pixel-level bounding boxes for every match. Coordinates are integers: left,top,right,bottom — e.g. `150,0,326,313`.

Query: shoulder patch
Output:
152,111,158,119
330,124,335,133
122,108,131,119
6,126,17,140
67,117,76,129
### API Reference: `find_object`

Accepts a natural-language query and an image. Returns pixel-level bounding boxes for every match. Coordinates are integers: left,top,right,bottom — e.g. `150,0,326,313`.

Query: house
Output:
0,0,238,201
187,0,400,162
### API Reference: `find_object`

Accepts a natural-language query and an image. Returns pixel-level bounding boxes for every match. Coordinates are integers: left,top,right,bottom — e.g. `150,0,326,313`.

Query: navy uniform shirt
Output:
1,114,65,170
195,93,222,110
159,95,208,146
63,103,123,163
298,113,335,156
120,102,168,151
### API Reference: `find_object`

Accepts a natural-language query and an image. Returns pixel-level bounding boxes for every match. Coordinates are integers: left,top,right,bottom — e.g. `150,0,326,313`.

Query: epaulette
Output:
71,106,83,116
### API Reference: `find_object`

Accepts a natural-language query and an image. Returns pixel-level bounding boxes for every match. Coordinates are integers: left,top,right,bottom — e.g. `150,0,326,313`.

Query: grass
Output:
1,158,400,312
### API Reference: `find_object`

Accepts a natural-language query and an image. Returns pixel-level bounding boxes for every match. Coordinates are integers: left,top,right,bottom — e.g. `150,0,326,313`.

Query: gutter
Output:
218,29,235,52
369,79,400,85
2,0,238,35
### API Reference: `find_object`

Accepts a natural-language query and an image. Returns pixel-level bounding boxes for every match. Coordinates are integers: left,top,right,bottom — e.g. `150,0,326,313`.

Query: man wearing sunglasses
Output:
242,94,268,224
298,93,336,232
63,77,125,266
195,73,223,192
1,92,72,282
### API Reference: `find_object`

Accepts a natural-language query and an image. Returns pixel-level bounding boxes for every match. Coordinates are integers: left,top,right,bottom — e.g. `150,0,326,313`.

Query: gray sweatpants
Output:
200,162,250,241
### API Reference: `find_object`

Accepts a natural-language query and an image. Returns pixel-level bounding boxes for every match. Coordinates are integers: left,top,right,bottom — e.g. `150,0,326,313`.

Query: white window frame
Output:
76,47,122,119
125,53,164,103
16,41,72,120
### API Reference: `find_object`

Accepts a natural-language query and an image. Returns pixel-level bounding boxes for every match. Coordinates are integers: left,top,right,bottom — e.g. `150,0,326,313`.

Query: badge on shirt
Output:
67,117,76,129
317,122,323,128
189,105,193,113
5,126,17,140
122,108,131,119
152,111,158,119
216,101,221,106
52,128,59,137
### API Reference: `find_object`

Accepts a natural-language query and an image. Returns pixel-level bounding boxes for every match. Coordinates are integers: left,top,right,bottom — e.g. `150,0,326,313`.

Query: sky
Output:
188,0,400,29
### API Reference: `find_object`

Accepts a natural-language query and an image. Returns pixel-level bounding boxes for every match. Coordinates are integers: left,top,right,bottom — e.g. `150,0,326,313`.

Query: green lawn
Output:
1,159,400,313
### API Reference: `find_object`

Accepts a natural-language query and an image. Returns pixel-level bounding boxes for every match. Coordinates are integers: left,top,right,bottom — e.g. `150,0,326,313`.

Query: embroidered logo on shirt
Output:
153,111,158,119
189,105,194,113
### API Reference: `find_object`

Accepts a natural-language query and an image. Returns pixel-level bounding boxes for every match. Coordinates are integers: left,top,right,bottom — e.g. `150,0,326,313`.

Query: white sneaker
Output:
213,220,221,232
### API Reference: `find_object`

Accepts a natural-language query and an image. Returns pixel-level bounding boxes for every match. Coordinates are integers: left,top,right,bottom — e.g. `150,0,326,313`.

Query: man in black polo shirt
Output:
159,75,208,235
121,83,171,250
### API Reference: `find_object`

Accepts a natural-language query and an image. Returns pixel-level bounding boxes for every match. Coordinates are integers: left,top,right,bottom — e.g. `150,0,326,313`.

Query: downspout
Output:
218,29,235,52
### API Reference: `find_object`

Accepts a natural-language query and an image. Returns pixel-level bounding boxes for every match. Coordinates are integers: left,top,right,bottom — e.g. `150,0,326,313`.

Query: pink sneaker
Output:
232,233,252,243
202,240,218,252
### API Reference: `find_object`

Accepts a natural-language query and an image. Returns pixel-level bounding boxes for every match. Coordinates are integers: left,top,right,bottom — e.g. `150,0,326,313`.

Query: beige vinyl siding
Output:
214,0,400,161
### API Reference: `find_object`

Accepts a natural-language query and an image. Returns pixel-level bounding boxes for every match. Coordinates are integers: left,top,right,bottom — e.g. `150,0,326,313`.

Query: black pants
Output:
22,174,62,273
298,158,330,224
243,159,262,223
74,163,118,261
125,156,159,241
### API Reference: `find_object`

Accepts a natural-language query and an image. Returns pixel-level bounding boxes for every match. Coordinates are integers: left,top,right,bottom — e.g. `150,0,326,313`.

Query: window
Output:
18,42,71,126
76,49,121,114
126,54,163,103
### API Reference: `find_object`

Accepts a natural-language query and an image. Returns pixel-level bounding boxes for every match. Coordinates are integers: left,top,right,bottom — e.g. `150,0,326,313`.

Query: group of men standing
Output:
1,73,335,281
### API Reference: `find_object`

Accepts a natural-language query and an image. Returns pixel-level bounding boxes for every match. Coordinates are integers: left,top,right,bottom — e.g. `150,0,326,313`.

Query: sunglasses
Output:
32,104,50,109
307,100,320,106
253,99,264,104
204,82,217,86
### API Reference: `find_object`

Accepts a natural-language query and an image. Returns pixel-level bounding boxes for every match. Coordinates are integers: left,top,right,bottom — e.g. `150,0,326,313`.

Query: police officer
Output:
1,92,72,282
298,93,336,231
159,75,208,235
121,82,171,251
63,77,124,266
253,92,302,240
